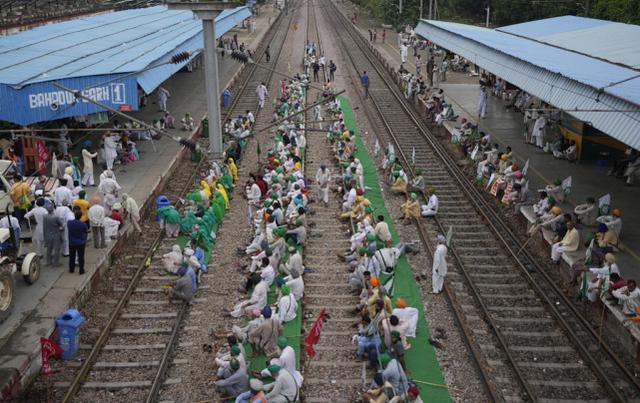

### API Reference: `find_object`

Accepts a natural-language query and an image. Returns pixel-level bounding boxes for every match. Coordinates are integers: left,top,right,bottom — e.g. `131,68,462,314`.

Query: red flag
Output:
36,140,49,175
40,337,63,376
304,308,326,358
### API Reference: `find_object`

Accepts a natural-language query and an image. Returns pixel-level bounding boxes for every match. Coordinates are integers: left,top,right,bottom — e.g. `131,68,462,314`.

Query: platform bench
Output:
520,205,537,228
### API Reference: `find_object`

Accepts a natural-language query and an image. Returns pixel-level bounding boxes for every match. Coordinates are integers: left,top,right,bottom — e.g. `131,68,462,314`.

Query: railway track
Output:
299,1,365,402
325,1,640,402
48,5,299,402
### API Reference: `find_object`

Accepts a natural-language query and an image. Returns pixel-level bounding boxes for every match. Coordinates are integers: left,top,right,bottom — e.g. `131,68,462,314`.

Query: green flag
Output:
256,140,261,156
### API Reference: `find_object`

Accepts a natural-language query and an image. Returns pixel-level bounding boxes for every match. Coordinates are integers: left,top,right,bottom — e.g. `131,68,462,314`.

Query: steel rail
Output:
61,6,294,402
329,2,636,401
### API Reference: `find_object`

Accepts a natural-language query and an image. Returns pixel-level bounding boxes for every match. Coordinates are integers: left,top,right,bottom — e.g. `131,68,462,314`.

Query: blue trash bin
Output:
156,195,171,222
222,88,231,108
55,309,85,360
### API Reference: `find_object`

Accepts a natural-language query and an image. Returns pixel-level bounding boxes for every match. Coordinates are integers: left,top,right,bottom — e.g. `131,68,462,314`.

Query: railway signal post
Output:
168,1,237,162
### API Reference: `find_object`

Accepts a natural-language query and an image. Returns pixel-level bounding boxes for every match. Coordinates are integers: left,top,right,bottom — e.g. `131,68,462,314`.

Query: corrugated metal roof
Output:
498,16,640,69
415,20,640,149
419,20,640,106
0,5,250,87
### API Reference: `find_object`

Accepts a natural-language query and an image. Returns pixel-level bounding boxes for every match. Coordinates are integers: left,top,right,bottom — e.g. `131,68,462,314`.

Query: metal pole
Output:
428,0,432,19
485,6,490,27
202,18,223,161
419,0,423,19
398,0,402,15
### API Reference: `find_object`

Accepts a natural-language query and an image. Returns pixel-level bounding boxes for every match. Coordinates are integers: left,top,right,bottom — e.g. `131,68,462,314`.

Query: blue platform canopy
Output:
0,5,251,126
415,18,640,149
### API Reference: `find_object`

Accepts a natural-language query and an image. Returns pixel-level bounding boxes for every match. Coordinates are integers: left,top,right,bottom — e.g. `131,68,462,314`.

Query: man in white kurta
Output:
276,285,297,323
157,86,170,112
82,148,98,186
315,164,331,206
98,174,122,209
54,201,74,256
421,189,439,217
285,269,304,300
263,365,298,402
122,193,142,233
431,235,448,294
256,82,268,109
477,86,488,119
400,43,408,63
25,200,48,257
532,114,546,148
230,279,268,318
261,337,303,387
103,133,119,171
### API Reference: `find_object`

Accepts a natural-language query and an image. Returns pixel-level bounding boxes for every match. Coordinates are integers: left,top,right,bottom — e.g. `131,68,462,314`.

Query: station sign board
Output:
0,74,138,126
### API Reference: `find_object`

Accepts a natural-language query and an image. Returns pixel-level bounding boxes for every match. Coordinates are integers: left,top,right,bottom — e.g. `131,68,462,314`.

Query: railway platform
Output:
336,0,640,279
0,5,280,399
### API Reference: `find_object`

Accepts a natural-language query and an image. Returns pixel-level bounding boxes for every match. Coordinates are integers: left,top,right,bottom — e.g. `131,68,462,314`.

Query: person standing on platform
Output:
265,45,271,62
400,43,408,63
82,146,97,186
10,174,31,222
25,198,47,257
430,234,448,294
382,28,386,43
361,71,369,98
54,199,73,257
42,204,64,267
532,112,547,149
103,132,119,171
256,82,268,109
88,196,106,249
157,86,170,112
477,86,488,119
67,210,87,275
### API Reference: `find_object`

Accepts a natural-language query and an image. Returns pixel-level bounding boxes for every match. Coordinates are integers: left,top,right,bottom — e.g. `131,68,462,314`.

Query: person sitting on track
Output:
169,266,194,303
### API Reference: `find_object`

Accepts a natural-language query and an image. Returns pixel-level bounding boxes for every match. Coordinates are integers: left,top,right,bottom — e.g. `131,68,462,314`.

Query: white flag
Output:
561,176,572,192
411,147,416,166
374,138,380,158
446,226,453,248
598,193,611,209
522,159,530,176
470,144,479,160
486,172,496,189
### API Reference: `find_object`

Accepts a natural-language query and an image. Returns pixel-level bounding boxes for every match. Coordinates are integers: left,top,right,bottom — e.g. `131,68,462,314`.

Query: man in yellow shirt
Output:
72,191,90,229
551,220,579,263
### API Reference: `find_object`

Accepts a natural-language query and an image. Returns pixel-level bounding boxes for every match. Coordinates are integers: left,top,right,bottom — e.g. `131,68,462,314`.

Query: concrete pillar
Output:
202,18,223,161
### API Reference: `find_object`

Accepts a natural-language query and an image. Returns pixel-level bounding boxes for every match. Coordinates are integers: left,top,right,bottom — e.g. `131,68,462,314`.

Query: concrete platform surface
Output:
336,0,639,278
0,4,279,399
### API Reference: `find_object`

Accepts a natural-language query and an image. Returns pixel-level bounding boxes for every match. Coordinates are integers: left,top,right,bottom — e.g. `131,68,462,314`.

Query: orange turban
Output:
395,298,407,308
370,276,379,287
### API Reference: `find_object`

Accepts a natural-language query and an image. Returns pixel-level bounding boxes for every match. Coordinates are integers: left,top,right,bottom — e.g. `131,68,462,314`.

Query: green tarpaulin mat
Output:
339,95,451,402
